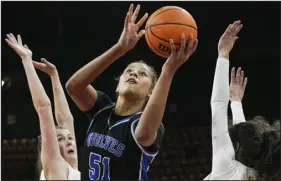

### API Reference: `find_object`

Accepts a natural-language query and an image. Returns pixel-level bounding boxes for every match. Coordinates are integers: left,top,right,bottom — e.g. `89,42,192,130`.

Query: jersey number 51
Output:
89,152,110,180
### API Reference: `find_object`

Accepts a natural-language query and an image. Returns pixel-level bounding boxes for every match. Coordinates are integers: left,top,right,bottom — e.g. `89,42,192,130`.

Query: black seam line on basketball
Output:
148,8,196,45
145,23,197,31
149,27,181,46
149,8,179,40
150,8,182,25
147,29,167,57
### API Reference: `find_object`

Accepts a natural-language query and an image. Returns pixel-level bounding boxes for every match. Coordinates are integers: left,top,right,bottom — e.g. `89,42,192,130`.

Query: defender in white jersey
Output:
207,21,280,180
5,34,80,180
204,59,248,180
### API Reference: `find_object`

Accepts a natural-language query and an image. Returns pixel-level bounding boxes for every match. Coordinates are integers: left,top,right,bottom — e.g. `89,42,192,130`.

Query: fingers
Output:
124,12,130,30
6,34,16,44
234,67,247,89
191,39,198,53
131,4,140,23
223,24,232,37
136,13,148,29
185,34,198,55
230,20,243,36
235,24,243,36
240,70,244,85
9,33,17,44
32,61,46,71
169,39,176,55
179,33,186,54
5,38,15,48
24,44,29,50
40,58,49,64
231,67,236,83
128,4,133,23
235,67,241,84
137,30,145,40
242,77,248,90
17,34,23,46
33,61,43,67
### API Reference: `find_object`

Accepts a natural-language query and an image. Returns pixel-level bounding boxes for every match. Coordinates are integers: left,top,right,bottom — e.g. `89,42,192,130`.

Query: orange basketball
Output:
145,6,198,58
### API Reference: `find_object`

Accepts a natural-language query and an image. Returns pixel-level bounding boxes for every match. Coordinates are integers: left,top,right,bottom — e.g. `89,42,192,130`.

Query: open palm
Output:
5,33,32,59
230,67,248,102
118,4,148,51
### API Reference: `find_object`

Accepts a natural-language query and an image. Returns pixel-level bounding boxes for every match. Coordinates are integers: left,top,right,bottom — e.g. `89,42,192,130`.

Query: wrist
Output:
230,99,242,103
160,67,175,79
50,70,59,78
218,52,230,60
21,56,32,62
115,43,128,56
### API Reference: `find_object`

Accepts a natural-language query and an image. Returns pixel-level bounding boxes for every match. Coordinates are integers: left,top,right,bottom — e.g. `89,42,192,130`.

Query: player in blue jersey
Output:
66,4,198,180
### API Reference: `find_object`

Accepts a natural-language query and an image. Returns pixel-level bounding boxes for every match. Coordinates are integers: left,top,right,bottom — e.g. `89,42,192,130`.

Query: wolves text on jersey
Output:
87,132,126,157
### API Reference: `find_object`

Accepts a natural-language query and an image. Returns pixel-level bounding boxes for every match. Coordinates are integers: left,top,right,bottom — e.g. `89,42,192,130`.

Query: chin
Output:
121,88,139,96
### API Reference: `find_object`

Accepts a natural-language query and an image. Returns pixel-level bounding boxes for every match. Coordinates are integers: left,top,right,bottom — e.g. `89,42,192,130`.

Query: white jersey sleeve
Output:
210,58,236,175
230,101,246,125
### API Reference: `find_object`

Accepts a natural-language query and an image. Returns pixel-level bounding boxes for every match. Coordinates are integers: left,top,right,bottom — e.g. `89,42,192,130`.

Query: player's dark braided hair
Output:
229,116,280,180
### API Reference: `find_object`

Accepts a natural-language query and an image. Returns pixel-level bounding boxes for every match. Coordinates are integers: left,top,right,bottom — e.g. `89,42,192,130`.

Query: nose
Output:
130,71,138,78
66,139,72,146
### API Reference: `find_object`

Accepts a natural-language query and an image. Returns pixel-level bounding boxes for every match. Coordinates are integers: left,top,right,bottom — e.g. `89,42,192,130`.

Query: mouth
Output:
126,78,137,84
67,149,75,154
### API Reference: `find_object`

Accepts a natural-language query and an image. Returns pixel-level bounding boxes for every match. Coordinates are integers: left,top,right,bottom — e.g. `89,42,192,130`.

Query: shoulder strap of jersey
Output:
129,111,142,122
87,103,116,134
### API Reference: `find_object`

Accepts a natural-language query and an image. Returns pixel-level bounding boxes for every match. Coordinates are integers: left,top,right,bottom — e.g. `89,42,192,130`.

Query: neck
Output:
115,96,145,116
67,157,77,169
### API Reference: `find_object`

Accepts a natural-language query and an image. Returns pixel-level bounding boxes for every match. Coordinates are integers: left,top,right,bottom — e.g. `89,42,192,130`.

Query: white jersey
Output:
204,58,256,180
40,163,80,180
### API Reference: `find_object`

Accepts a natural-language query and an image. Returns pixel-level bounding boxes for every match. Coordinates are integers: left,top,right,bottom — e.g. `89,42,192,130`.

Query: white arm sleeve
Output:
210,58,235,173
230,101,246,125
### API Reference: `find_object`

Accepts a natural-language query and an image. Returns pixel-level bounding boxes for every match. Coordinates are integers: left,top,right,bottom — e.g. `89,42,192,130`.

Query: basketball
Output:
145,6,198,58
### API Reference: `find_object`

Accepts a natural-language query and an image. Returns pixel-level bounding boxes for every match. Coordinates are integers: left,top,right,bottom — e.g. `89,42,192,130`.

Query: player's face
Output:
117,62,153,100
56,129,77,163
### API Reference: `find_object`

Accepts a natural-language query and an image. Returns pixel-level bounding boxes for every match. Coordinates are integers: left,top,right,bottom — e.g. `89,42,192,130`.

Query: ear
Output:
146,88,153,99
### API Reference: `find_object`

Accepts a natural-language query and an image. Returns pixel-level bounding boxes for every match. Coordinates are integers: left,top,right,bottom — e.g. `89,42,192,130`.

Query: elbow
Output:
66,74,83,94
135,130,155,147
210,96,229,106
35,100,52,111
65,78,76,94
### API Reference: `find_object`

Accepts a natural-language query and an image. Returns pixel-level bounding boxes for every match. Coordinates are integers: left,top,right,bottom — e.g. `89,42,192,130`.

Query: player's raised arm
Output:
135,33,198,146
33,58,78,169
66,4,148,112
211,20,243,155
5,34,68,178
229,67,247,124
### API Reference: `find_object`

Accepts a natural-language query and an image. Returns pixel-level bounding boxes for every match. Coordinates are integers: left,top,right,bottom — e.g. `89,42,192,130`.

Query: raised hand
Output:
117,4,148,52
162,33,198,75
33,58,57,77
5,33,32,60
230,67,248,102
218,20,243,59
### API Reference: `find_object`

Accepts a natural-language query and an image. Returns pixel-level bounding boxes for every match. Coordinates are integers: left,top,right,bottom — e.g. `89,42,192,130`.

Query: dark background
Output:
1,1,280,180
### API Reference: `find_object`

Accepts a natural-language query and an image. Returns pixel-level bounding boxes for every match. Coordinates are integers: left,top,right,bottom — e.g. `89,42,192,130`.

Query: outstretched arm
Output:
229,67,248,124
66,4,148,112
5,34,67,179
135,33,198,146
211,21,243,157
33,58,78,168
